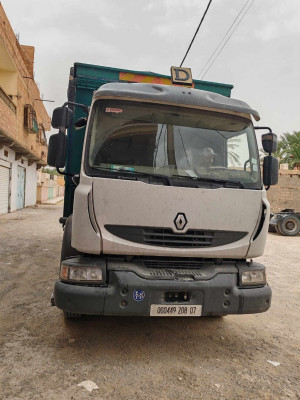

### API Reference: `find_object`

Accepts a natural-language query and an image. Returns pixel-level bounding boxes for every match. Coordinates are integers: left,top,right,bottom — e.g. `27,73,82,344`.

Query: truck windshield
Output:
87,100,261,189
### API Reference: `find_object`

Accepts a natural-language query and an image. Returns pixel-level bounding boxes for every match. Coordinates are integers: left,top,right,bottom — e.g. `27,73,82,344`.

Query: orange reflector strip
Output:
119,72,195,88
119,72,171,85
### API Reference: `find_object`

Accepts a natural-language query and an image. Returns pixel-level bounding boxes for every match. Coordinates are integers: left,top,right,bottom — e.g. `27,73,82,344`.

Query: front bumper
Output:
54,259,271,316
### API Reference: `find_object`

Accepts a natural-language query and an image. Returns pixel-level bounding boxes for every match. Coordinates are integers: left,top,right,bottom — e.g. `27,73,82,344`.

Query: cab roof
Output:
93,82,260,121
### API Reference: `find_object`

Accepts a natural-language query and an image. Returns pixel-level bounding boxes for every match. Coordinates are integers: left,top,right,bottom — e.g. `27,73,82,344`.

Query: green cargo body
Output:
63,63,233,217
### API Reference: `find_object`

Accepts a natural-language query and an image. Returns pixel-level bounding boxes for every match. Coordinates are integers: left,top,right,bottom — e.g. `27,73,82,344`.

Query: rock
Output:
267,360,281,367
77,380,99,392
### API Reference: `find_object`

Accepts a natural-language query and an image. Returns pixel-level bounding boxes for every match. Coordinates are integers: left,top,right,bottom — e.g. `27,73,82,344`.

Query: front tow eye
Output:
165,292,190,302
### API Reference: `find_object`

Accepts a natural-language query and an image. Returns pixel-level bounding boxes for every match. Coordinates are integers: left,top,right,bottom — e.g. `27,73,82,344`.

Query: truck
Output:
48,63,278,319
269,209,300,236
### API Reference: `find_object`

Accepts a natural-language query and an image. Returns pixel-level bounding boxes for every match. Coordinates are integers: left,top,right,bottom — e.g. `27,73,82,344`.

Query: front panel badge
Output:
133,290,145,302
174,213,187,230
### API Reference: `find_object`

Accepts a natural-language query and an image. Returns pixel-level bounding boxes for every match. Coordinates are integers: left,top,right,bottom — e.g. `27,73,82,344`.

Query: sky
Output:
1,0,300,139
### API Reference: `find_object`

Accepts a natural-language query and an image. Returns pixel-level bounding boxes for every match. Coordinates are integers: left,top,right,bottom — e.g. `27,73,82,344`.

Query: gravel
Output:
0,204,299,400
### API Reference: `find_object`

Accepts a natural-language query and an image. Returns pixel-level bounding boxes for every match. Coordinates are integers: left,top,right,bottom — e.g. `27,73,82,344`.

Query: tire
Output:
63,311,82,319
269,214,277,233
278,215,300,236
268,224,276,233
275,224,283,235
61,215,81,261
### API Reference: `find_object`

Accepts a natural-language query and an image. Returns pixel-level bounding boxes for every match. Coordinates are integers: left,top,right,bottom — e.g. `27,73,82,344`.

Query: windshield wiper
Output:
222,180,245,188
92,166,173,185
91,167,245,188
171,174,245,188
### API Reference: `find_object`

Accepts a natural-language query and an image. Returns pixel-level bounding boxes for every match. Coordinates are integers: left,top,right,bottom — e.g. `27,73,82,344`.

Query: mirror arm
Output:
56,167,73,177
62,101,89,115
254,126,273,133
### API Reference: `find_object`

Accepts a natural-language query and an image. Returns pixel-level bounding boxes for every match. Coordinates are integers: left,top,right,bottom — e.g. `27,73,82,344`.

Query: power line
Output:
197,0,250,79
199,0,255,80
180,0,213,67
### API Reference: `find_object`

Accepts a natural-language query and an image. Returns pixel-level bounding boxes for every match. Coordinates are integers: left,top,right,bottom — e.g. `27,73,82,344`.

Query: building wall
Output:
0,145,38,211
0,69,17,94
0,38,50,161
0,4,51,214
267,170,300,213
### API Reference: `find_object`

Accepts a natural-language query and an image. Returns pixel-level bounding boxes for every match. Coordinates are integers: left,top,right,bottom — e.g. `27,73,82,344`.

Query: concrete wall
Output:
267,170,300,213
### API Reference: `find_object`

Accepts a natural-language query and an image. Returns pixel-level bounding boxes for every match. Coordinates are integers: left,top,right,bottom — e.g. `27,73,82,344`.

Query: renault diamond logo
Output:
174,213,187,231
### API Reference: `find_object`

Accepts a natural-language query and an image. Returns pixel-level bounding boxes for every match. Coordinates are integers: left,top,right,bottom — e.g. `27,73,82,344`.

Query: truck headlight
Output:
60,264,103,282
241,270,266,286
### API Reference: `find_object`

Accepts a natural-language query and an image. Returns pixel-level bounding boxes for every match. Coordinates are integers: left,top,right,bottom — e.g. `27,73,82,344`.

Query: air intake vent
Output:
144,259,207,268
105,225,247,248
143,228,213,247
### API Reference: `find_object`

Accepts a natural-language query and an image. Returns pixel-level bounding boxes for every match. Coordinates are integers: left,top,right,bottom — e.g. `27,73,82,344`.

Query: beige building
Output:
36,170,65,203
0,3,50,214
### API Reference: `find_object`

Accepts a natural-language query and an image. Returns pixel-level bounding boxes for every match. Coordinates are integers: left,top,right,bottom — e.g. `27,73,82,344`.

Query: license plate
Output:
150,304,202,317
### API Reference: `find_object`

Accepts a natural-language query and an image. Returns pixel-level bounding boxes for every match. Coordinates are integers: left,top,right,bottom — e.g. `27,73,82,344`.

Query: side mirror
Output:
47,132,67,168
262,133,278,154
263,155,278,188
47,134,58,167
51,107,73,130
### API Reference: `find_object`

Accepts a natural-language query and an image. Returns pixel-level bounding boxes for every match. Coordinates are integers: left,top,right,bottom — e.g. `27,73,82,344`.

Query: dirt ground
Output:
0,204,299,400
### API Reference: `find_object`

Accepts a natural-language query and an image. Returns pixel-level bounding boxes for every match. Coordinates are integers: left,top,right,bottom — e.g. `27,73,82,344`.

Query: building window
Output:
24,104,39,133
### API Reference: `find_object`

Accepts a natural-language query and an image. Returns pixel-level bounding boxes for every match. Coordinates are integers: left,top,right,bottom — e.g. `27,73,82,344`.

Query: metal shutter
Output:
0,160,10,215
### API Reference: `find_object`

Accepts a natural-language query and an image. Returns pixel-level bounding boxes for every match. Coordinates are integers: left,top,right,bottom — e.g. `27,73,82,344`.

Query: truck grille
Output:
143,228,213,247
142,258,208,268
105,225,247,248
